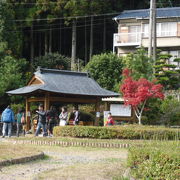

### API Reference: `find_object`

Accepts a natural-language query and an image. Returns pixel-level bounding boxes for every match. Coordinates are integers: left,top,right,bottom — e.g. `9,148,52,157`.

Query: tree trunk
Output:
45,31,48,55
89,16,94,60
30,24,34,70
59,20,62,54
49,25,52,53
71,19,77,70
103,17,106,52
39,32,41,56
84,17,87,65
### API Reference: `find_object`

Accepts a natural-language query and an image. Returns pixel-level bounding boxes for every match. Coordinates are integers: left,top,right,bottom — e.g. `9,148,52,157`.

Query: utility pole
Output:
152,0,157,62
148,0,153,57
148,0,156,73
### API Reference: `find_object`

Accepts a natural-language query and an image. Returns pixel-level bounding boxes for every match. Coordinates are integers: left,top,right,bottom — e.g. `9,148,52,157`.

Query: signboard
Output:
110,104,131,117
103,111,110,126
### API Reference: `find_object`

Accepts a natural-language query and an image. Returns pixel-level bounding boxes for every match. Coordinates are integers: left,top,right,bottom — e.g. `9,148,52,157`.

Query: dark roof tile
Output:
113,7,180,20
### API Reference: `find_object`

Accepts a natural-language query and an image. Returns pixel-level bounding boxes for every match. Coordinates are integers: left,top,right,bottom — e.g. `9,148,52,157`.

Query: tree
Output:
122,48,154,80
85,52,123,91
0,54,28,106
159,96,180,126
120,68,164,124
154,53,180,90
33,53,71,70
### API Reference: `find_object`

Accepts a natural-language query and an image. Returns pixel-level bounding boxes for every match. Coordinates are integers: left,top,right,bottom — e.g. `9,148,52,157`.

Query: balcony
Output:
114,31,179,47
113,32,141,47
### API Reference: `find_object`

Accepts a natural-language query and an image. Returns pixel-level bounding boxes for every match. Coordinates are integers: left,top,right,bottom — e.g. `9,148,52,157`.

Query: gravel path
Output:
0,145,128,180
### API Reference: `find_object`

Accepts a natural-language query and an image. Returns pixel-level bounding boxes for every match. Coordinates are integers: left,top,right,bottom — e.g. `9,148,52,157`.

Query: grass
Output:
0,143,41,161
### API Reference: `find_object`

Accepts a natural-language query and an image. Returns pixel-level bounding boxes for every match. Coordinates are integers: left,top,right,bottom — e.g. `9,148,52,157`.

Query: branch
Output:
139,100,147,116
134,107,139,119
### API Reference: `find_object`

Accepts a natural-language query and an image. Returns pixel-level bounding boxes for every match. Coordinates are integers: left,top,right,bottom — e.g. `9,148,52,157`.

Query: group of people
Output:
1,104,80,138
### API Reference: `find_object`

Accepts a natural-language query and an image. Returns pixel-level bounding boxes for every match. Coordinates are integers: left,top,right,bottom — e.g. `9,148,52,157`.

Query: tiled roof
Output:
113,7,180,20
7,68,119,97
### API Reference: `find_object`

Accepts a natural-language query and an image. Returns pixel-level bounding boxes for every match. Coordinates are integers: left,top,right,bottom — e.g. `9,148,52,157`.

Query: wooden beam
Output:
27,97,45,102
95,98,101,126
50,97,97,104
26,98,31,131
44,92,50,111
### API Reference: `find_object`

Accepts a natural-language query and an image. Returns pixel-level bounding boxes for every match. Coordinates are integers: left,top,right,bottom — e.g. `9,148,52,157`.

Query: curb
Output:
0,152,44,167
11,140,131,148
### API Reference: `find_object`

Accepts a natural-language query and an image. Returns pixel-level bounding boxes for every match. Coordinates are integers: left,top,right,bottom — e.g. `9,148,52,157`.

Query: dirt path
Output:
0,146,128,180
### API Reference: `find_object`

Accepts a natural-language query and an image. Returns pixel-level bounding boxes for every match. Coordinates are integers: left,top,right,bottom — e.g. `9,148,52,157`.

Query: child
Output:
16,108,23,137
106,112,115,126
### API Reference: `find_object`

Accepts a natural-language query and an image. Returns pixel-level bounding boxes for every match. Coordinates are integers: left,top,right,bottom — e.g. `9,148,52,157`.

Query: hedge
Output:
127,142,180,180
53,125,180,140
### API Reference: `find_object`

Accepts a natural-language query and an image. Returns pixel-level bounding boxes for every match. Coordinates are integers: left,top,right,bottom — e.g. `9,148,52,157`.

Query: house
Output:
7,68,119,129
113,7,180,66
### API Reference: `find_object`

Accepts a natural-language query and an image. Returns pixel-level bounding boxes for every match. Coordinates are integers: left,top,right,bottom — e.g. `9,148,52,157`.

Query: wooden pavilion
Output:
7,68,119,130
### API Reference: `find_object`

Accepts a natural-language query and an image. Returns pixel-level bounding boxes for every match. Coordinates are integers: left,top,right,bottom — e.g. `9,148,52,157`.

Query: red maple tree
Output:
120,68,164,124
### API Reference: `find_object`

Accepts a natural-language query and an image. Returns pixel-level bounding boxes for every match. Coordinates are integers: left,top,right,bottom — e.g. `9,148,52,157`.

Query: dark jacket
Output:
37,110,46,124
1,108,15,123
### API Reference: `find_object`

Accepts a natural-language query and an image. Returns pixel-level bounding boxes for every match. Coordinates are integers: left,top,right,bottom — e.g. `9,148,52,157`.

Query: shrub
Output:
127,142,179,180
53,125,180,140
84,52,123,91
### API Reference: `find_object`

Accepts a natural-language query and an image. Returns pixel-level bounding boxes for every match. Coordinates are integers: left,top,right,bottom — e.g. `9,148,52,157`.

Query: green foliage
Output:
122,48,154,80
127,142,180,180
0,54,28,106
53,125,180,140
11,103,25,114
155,53,180,90
85,52,123,91
0,55,27,94
0,1,23,56
159,96,180,126
33,53,71,70
142,98,162,125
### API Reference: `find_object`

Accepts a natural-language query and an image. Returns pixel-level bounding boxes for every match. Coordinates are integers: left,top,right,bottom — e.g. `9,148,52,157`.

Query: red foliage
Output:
120,68,164,107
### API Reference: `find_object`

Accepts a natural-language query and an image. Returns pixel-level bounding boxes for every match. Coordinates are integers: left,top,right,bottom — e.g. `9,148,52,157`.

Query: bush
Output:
127,142,179,180
33,53,71,70
53,125,180,140
84,52,123,91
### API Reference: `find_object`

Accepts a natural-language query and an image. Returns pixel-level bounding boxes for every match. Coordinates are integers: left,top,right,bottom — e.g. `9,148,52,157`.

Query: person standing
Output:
73,107,80,125
35,104,47,137
46,106,57,136
16,108,23,137
59,107,68,126
1,105,15,138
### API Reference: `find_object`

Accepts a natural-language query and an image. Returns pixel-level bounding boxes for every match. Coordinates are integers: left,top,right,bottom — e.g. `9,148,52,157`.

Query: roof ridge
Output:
36,68,89,77
123,7,180,13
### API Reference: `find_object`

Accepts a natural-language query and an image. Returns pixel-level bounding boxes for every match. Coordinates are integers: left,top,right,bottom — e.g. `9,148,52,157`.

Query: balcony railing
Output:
113,32,141,47
114,31,179,47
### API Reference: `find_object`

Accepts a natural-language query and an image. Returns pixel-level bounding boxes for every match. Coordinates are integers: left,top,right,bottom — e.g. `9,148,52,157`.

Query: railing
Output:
143,31,178,38
113,32,141,47
114,31,179,47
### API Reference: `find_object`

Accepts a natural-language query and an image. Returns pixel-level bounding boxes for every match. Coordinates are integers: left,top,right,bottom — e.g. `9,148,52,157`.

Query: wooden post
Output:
26,98,31,131
44,92,50,111
95,99,100,126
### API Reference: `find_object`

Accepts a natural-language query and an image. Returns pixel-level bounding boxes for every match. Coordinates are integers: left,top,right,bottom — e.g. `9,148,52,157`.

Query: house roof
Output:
7,68,119,97
113,7,180,20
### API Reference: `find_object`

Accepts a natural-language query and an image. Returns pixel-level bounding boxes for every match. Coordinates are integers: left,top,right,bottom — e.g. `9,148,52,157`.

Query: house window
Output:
128,25,141,42
143,22,177,37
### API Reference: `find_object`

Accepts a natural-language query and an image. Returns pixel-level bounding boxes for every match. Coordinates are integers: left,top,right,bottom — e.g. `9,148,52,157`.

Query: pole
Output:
152,0,157,67
71,19,77,70
148,0,153,58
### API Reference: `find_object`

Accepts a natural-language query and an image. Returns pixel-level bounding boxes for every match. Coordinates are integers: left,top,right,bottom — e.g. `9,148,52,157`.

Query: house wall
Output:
115,18,180,56
142,37,180,48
